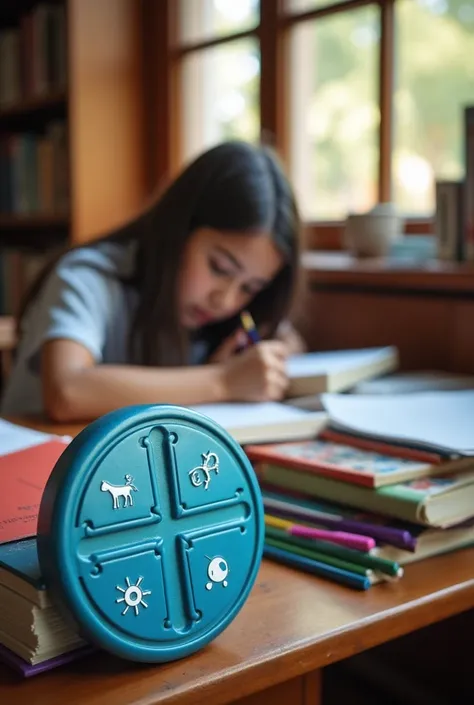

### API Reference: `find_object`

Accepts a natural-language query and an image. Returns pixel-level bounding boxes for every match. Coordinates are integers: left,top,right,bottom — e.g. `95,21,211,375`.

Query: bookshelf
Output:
0,91,67,120
0,0,146,317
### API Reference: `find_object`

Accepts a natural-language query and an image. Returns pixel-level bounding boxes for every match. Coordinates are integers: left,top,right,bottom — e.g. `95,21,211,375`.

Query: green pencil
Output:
265,525,403,578
265,536,371,578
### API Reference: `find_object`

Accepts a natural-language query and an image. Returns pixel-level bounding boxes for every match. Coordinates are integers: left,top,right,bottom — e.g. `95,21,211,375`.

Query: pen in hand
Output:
240,310,261,346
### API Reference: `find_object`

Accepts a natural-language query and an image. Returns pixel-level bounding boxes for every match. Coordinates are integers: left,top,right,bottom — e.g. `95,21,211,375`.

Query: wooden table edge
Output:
104,568,474,705
206,580,473,705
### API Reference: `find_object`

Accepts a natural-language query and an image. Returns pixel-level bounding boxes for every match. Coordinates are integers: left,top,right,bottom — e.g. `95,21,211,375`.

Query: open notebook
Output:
286,346,398,397
192,347,398,438
191,402,327,445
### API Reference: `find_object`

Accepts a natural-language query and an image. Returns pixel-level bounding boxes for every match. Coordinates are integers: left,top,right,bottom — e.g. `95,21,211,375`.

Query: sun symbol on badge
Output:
115,576,151,616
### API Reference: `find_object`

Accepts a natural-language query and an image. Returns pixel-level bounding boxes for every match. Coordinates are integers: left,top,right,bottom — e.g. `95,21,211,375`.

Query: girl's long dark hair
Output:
20,140,303,366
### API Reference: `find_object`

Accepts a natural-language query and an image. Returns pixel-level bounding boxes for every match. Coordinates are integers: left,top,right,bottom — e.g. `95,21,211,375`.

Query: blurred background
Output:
0,0,473,379
179,0,474,220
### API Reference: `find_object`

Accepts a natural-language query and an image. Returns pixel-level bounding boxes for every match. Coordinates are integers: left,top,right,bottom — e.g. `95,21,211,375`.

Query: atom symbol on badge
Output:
115,576,151,616
205,555,229,590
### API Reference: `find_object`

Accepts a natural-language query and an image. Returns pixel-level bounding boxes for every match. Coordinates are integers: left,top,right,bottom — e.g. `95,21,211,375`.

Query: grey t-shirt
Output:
0,241,206,416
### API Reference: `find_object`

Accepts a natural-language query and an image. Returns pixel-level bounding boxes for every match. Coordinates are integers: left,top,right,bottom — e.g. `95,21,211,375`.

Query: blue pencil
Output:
264,543,371,591
240,310,261,345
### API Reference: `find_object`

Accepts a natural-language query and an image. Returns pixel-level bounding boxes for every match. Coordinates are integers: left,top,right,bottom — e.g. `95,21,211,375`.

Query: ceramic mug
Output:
343,203,404,257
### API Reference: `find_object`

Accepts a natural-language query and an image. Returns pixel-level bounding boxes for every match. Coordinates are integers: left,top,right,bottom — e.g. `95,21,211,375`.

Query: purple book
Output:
0,642,95,677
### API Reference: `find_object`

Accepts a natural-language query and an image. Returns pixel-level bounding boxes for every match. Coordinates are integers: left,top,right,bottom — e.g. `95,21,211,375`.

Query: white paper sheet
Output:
191,401,313,429
321,390,474,455
0,419,60,456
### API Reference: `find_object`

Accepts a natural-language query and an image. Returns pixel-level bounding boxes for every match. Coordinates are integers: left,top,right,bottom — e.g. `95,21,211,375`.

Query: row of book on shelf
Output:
435,104,474,262
0,2,67,108
0,120,69,216
0,346,473,677
0,246,56,317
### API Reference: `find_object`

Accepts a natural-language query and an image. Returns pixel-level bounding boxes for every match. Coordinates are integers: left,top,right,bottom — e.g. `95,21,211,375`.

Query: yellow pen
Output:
240,310,260,345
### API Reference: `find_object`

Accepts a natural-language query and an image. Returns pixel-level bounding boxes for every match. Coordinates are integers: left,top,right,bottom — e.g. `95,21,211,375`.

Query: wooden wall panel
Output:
68,0,146,242
297,290,453,371
451,301,474,373
232,672,321,705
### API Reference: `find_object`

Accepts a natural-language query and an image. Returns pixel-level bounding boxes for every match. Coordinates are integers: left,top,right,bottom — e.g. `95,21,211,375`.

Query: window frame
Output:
145,0,434,250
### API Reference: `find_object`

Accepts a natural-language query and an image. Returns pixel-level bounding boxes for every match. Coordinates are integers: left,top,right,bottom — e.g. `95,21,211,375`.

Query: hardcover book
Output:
246,438,472,488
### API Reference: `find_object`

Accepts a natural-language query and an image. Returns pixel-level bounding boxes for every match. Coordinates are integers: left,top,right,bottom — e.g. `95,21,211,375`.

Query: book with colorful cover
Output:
0,418,70,545
318,427,447,463
261,488,474,565
245,438,472,488
259,463,474,527
0,440,70,545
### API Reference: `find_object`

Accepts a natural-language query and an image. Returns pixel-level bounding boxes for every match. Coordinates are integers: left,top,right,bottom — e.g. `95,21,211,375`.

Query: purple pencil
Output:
263,494,417,551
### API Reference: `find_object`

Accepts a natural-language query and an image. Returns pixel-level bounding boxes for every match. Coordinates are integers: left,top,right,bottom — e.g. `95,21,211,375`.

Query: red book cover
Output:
0,439,69,544
319,428,444,464
245,438,470,489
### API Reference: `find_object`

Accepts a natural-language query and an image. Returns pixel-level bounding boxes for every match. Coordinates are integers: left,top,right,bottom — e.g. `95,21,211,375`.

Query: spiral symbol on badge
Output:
189,451,220,490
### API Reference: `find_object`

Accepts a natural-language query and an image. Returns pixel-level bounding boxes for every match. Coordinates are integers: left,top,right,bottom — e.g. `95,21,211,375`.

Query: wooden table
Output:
1,420,473,705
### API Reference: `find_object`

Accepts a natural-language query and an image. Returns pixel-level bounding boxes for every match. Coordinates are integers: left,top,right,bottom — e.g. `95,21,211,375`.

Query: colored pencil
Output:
265,513,375,552
262,489,417,551
266,536,372,578
264,543,371,590
266,525,404,578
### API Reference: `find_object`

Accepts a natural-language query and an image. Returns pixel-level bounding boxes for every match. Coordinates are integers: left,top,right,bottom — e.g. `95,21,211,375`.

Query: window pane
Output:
288,8,379,220
179,0,259,44
393,0,474,215
181,39,260,165
287,0,348,12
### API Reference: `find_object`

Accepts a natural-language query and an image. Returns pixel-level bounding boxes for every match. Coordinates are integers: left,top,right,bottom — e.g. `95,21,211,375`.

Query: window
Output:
174,0,260,167
179,0,259,43
154,0,474,235
181,37,260,165
288,6,380,220
393,0,474,214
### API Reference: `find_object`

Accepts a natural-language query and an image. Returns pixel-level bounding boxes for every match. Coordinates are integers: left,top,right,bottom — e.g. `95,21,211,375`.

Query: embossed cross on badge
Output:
38,406,262,662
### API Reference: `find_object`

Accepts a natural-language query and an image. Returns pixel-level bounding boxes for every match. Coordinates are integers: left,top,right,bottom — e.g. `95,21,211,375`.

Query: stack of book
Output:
0,539,93,676
0,346,398,677
246,390,474,590
2,352,469,677
0,419,88,676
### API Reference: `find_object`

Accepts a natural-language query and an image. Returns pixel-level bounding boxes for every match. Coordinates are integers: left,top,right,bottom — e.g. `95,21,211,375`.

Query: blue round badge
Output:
37,405,264,662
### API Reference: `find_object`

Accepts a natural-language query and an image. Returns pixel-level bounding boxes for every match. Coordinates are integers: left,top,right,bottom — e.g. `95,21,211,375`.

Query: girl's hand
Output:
219,341,289,402
208,329,248,364
276,321,307,355
209,320,306,365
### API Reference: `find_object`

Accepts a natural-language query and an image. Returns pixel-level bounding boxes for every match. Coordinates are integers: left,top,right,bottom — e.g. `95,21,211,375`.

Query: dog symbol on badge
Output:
205,555,229,590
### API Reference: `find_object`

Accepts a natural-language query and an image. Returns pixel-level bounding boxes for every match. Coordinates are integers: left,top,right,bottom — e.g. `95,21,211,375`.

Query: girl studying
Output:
1,141,305,422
